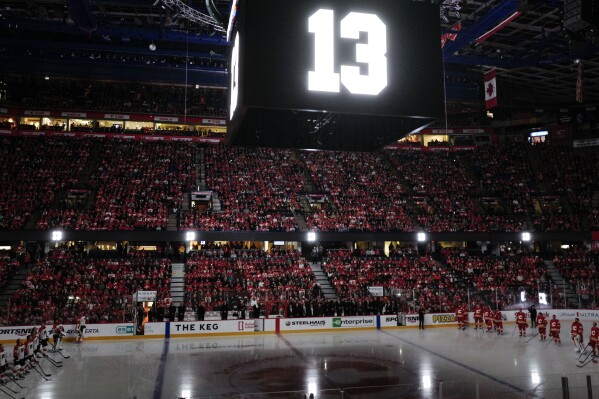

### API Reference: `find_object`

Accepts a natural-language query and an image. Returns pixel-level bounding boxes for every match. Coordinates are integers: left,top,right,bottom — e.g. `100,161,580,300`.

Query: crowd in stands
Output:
38,140,195,230
470,144,537,215
0,137,596,233
8,249,172,326
321,247,466,313
553,246,598,286
440,244,548,310
386,150,484,232
2,76,227,117
0,137,90,229
181,147,304,231
0,242,597,326
532,145,599,231
184,246,319,316
302,151,416,232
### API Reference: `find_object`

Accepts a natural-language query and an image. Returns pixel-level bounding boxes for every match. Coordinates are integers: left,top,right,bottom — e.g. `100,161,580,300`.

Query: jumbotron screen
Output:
230,0,443,120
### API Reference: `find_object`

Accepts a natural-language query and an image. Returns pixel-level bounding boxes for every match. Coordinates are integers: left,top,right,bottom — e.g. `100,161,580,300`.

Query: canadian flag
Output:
484,68,497,109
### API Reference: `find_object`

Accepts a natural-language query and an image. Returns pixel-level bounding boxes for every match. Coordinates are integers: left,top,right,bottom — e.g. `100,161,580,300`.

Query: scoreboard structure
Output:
228,0,444,151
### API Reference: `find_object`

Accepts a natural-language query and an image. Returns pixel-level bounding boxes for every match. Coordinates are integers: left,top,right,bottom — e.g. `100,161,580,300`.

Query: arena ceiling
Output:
0,0,598,107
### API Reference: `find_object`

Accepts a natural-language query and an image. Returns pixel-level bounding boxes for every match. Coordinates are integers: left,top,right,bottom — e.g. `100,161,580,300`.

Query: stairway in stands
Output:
544,260,578,308
309,263,337,299
0,263,33,312
170,262,186,306
196,147,206,190
592,190,599,209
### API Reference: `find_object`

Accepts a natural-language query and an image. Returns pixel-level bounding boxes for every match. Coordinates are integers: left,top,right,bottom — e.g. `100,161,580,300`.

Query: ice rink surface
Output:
10,321,599,399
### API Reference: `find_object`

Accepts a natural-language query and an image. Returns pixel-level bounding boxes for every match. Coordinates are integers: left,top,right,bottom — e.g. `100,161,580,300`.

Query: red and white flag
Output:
484,68,497,109
576,63,584,104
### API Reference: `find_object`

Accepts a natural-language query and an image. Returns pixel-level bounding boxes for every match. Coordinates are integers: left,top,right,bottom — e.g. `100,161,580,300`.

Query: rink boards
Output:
1,309,595,343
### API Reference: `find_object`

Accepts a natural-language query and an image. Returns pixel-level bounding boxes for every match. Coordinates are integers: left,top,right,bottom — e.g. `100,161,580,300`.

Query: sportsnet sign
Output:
0,324,134,342
380,314,418,327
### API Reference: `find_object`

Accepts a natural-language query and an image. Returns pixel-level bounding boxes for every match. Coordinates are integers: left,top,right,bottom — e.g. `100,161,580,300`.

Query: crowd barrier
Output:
1,309,596,342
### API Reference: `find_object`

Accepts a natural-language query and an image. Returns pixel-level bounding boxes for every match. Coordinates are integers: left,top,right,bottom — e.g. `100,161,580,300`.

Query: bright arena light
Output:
417,232,426,242
307,232,317,242
51,230,63,241
521,232,531,242
185,231,196,242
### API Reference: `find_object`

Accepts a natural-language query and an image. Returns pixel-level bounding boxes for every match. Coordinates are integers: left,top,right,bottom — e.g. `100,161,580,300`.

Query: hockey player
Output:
571,317,584,352
12,339,30,375
455,304,466,331
549,315,561,345
0,343,22,381
515,308,528,337
473,304,483,330
483,306,493,332
39,324,49,352
53,322,65,351
76,314,87,343
536,312,548,341
589,322,599,363
494,309,504,335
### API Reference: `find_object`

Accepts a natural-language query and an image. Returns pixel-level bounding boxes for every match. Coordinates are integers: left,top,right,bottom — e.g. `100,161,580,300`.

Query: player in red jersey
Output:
473,304,483,330
536,313,547,341
455,305,466,330
588,322,599,363
549,315,561,345
483,307,493,332
515,308,528,337
494,309,504,335
571,318,584,352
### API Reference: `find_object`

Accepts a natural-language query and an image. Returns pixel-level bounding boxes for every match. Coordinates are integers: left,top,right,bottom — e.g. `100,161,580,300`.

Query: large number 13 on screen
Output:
308,9,388,96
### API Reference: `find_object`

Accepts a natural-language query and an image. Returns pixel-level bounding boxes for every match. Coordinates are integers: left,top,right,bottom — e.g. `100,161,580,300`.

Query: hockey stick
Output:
577,343,591,360
511,324,518,338
48,342,69,359
525,332,540,343
0,382,18,394
577,355,597,368
0,386,16,399
32,362,51,377
30,365,50,380
544,337,555,348
579,350,594,364
43,356,62,368
5,374,22,389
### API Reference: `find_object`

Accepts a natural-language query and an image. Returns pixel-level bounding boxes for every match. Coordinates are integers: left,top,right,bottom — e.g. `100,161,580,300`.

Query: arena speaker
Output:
563,0,599,32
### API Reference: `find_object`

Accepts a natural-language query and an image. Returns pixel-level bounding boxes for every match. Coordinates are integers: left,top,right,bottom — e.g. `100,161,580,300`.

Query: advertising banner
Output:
169,320,256,336
135,291,157,302
61,112,87,118
573,138,599,148
425,313,457,326
104,113,130,120
0,324,134,342
24,110,50,116
279,316,376,331
380,314,419,327
143,323,166,336
154,116,179,122
367,286,384,297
